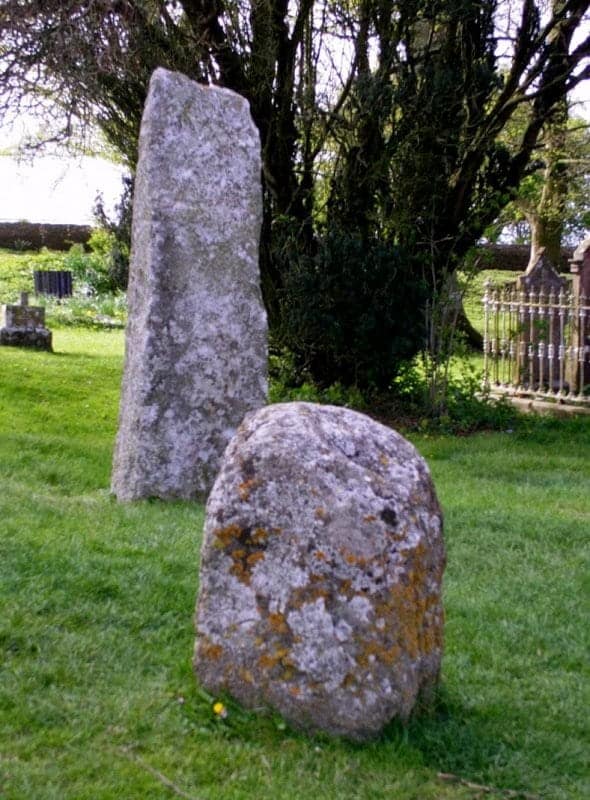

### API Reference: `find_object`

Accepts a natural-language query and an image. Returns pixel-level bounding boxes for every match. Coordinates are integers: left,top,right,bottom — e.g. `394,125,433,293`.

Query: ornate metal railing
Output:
483,281,590,404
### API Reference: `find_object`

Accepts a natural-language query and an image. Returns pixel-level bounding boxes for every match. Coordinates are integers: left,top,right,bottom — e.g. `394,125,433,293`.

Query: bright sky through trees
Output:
0,4,587,226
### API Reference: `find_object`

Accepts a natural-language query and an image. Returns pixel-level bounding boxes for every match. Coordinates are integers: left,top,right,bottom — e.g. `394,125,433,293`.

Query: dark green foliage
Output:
388,360,519,434
277,226,428,390
93,176,133,291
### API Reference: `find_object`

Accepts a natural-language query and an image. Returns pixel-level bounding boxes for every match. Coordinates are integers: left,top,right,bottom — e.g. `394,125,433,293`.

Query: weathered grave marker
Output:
0,292,52,351
112,68,267,501
516,249,568,391
569,239,590,393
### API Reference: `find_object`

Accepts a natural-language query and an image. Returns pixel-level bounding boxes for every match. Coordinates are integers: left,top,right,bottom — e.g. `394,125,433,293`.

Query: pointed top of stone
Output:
518,248,567,293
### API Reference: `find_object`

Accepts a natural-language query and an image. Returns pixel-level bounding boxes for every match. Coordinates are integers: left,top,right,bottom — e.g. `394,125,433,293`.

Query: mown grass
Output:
1,324,588,800
461,269,516,336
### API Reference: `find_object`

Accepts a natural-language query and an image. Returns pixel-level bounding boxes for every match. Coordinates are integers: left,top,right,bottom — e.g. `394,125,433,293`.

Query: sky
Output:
0,110,126,224
0,153,125,225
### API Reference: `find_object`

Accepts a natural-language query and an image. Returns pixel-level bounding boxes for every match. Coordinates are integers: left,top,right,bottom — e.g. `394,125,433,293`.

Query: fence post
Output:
569,240,590,396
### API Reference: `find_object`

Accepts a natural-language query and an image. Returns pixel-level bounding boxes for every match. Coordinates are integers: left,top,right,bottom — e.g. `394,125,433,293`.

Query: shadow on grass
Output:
0,344,119,361
380,686,560,795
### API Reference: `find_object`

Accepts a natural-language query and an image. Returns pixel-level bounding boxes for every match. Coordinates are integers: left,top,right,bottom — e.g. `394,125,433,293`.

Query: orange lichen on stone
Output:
214,523,270,586
213,523,242,548
258,652,279,670
289,685,301,697
238,477,261,501
258,647,294,672
309,586,331,601
239,667,254,684
251,527,268,544
199,638,224,661
341,549,368,568
363,640,401,666
363,514,377,523
246,551,265,567
290,575,333,607
268,612,289,634
314,550,327,561
372,548,443,661
314,506,328,520
341,672,356,689
418,618,442,654
229,561,250,584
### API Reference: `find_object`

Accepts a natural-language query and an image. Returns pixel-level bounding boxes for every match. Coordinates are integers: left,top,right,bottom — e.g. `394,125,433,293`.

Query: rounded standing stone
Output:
194,402,445,740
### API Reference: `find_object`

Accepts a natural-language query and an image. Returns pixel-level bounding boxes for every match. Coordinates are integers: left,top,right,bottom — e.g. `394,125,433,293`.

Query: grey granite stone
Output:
1,301,52,350
194,402,445,740
111,68,267,501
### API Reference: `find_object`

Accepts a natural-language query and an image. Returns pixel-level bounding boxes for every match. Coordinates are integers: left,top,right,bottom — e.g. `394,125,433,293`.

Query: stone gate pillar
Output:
569,239,590,395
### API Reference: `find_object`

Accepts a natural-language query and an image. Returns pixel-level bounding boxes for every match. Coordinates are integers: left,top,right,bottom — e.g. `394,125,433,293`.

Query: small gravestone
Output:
194,402,445,740
0,292,52,351
517,249,568,391
111,68,267,501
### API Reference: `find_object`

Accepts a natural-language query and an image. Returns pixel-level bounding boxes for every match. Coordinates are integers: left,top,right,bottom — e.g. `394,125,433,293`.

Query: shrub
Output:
390,358,518,433
44,289,127,328
93,175,132,291
275,225,428,391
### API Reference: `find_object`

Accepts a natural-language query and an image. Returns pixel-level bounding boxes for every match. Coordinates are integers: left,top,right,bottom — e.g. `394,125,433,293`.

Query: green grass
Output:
461,269,516,337
1,326,588,799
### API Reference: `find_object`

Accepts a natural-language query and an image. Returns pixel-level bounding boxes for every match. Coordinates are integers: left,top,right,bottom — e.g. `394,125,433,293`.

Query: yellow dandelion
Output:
213,701,227,718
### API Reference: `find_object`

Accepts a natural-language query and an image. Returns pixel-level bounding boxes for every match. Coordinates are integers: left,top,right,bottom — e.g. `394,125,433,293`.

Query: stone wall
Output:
0,222,92,252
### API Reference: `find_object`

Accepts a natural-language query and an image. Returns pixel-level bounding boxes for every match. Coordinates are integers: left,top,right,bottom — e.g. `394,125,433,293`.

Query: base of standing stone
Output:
0,327,52,351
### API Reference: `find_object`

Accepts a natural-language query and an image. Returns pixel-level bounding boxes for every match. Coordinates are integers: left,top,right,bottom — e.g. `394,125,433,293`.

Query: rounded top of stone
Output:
237,400,420,458
208,401,436,516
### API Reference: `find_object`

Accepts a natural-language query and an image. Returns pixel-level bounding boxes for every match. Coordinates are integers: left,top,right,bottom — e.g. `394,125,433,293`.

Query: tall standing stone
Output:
112,68,267,501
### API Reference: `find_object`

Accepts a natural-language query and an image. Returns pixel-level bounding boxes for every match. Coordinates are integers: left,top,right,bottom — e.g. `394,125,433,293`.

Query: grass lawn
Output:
0,325,588,798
